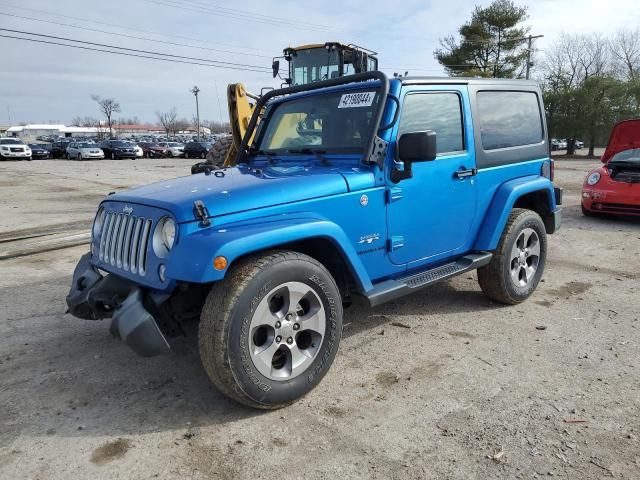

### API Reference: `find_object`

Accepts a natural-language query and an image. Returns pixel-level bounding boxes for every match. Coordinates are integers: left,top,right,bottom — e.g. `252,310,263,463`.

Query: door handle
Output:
454,168,477,179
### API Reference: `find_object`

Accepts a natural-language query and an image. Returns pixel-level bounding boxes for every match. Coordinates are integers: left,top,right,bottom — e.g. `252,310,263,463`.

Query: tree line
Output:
71,97,230,139
435,0,640,155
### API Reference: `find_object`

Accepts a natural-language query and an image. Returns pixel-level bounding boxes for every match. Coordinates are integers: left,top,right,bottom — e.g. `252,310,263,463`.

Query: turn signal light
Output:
213,256,228,270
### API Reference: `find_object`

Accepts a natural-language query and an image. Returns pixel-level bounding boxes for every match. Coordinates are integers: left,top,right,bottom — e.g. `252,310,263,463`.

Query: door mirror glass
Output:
398,131,436,162
272,60,280,78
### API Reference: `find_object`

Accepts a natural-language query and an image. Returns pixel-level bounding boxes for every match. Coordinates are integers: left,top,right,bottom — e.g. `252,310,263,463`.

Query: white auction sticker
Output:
338,91,376,108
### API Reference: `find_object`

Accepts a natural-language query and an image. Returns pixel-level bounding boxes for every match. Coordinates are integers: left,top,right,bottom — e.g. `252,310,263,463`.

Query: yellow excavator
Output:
192,43,378,172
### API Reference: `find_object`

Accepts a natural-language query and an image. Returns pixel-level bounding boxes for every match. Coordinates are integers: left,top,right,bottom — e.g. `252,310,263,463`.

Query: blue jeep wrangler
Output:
67,72,562,409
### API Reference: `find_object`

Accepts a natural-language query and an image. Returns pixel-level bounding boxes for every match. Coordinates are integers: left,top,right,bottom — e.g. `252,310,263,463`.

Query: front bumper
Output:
66,252,170,356
1,151,31,159
582,186,640,216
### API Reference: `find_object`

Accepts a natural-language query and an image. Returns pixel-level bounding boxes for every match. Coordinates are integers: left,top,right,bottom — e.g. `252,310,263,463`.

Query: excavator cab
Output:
272,43,378,86
191,43,379,173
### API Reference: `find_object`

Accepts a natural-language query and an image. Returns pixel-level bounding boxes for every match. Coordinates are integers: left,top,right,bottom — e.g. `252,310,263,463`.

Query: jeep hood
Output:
108,164,370,222
602,119,640,163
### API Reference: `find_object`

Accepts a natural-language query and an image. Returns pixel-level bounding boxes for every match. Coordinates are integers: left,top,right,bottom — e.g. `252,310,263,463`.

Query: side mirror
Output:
392,131,437,183
272,60,280,78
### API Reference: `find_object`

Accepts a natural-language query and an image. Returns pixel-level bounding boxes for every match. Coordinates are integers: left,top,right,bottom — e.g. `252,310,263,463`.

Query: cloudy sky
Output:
1,0,639,125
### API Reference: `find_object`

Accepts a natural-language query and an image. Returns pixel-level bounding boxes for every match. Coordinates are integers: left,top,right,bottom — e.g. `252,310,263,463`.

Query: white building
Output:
6,124,100,139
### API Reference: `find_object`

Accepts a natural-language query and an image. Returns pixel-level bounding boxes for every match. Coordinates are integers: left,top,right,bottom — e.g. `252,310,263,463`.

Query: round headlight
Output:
92,207,106,239
587,172,601,185
161,217,176,249
153,217,176,258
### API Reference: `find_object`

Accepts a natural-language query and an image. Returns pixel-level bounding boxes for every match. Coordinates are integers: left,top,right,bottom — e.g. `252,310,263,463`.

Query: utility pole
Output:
523,34,544,80
191,86,200,139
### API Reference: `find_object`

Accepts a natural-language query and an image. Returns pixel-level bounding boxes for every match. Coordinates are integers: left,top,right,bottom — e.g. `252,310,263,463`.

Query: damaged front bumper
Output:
66,252,170,357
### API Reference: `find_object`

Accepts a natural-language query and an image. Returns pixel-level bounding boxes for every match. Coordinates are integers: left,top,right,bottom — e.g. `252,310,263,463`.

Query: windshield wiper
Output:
248,148,276,156
286,148,332,165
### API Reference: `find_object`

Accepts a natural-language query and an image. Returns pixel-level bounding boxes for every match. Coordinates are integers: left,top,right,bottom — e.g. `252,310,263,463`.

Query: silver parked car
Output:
159,142,185,157
66,142,105,160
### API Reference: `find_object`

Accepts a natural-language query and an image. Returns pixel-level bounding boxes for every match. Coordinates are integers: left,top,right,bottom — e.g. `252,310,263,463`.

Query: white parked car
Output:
66,142,105,160
0,138,32,160
159,142,185,157
130,143,144,158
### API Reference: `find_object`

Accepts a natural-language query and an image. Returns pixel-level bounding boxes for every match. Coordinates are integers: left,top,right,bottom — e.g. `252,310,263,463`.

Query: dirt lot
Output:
1,156,639,479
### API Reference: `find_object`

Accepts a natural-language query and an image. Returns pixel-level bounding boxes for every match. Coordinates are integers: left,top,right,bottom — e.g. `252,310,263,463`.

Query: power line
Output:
0,12,273,59
0,2,274,53
0,33,271,73
0,28,272,71
176,0,343,31
145,0,345,33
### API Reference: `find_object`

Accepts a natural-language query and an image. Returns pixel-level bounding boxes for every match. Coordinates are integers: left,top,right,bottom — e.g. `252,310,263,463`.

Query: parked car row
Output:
2,137,223,161
551,138,584,151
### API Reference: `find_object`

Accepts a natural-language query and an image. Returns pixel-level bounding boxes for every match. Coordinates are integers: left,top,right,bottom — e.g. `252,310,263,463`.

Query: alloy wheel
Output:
509,228,540,287
248,281,326,381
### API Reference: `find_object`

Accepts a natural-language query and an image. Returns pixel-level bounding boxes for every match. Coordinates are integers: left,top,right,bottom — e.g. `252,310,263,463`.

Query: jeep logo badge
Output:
122,205,133,214
360,194,369,207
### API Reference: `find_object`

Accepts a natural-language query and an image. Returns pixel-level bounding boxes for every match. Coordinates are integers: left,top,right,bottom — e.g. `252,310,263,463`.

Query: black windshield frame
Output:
253,89,381,156
240,71,390,164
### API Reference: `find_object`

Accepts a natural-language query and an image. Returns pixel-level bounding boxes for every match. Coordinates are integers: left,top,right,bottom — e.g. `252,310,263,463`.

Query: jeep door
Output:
386,86,477,265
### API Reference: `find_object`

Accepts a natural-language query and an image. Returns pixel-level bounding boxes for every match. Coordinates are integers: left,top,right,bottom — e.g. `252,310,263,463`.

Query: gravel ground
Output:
0,156,639,479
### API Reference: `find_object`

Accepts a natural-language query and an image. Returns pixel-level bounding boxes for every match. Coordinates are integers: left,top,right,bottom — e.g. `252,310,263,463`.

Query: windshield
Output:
168,142,182,147
254,89,380,155
1,138,22,145
290,48,340,86
610,148,640,164
111,141,128,147
77,143,95,148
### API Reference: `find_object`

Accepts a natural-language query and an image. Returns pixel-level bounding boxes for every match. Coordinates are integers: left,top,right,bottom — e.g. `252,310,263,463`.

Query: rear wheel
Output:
478,209,547,305
199,251,343,409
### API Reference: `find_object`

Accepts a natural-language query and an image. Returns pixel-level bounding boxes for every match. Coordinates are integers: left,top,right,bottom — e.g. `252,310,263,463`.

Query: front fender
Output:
474,175,556,251
165,214,373,290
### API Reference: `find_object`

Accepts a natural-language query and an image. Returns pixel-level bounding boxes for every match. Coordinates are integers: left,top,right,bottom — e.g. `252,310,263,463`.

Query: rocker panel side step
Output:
365,252,493,307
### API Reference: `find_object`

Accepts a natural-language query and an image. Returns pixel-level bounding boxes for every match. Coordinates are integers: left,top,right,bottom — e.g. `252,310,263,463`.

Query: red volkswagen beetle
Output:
582,119,640,217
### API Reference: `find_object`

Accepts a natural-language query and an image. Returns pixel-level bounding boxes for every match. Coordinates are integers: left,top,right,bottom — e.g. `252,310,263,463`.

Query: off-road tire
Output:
198,250,343,409
205,135,232,168
477,208,547,305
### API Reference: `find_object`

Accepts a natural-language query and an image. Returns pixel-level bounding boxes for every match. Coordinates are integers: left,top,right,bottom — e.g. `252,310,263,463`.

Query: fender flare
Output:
474,175,556,251
165,215,373,291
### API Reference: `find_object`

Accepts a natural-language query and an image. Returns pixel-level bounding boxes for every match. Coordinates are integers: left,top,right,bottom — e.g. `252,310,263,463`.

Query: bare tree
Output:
71,116,99,127
91,95,121,138
175,118,191,135
203,120,231,134
157,108,178,138
610,28,640,81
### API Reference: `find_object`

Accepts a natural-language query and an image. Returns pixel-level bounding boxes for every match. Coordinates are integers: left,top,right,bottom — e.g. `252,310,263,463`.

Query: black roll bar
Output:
237,71,390,165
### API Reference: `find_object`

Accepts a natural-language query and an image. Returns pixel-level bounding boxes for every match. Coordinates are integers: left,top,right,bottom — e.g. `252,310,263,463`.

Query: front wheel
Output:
111,152,116,160
477,209,547,305
199,251,343,409
77,153,82,161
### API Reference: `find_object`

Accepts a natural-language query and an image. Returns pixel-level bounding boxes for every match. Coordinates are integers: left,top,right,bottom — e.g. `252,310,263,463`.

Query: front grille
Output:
98,212,153,275
10,147,23,152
